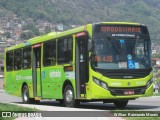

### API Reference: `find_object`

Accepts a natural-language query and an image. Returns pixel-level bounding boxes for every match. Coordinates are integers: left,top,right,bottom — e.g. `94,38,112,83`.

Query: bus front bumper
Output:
86,83,153,100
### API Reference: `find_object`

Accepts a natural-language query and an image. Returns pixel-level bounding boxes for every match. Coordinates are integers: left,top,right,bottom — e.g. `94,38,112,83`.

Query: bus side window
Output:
14,49,22,70
43,40,56,66
23,47,31,69
68,37,73,62
6,51,13,71
57,37,73,64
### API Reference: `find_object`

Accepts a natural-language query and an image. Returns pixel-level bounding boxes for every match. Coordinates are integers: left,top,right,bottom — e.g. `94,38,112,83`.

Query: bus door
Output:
75,32,89,98
32,44,42,98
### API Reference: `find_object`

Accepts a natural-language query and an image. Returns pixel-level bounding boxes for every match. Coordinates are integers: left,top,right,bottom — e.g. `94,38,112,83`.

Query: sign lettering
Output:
94,25,147,34
100,26,141,33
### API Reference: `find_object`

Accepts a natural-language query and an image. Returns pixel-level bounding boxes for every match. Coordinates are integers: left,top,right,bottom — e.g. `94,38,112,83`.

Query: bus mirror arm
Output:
85,83,89,86
88,54,92,61
69,61,74,65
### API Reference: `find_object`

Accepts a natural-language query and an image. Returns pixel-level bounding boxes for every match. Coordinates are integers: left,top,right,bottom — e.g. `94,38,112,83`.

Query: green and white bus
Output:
4,22,153,108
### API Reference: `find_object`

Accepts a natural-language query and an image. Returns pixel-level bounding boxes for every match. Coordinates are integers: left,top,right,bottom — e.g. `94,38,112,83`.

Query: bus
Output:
4,22,153,108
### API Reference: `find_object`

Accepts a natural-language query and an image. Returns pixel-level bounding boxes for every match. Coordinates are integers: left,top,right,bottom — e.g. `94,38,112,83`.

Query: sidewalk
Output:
0,89,4,93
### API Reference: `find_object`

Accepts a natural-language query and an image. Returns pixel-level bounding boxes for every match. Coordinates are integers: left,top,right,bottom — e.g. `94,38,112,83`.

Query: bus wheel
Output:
114,100,128,109
63,85,77,107
22,85,31,104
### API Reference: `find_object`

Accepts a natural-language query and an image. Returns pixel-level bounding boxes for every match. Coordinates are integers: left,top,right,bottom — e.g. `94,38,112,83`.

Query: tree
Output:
22,23,40,39
45,26,51,34
152,53,160,58
20,31,34,40
3,32,11,39
0,53,4,59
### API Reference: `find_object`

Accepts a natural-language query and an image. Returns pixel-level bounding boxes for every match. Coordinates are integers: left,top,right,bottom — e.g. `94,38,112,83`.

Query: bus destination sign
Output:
94,25,147,34
100,26,140,33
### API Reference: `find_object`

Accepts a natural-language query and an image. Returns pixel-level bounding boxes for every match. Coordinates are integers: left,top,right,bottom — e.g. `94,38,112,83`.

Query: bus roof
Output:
5,25,86,51
5,22,143,51
100,22,141,25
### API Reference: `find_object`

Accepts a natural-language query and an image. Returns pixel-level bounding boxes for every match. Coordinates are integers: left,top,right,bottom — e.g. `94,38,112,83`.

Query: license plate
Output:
124,90,135,95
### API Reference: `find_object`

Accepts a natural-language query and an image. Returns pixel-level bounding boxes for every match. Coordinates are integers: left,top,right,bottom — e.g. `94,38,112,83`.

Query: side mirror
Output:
88,39,94,52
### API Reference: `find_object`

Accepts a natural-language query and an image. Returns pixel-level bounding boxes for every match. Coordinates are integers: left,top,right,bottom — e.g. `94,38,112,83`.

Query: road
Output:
0,90,160,112
0,90,160,120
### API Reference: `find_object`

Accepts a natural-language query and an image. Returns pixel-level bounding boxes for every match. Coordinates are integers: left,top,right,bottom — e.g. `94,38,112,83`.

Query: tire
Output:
22,85,40,104
22,85,31,104
57,99,63,106
114,100,128,109
63,85,79,107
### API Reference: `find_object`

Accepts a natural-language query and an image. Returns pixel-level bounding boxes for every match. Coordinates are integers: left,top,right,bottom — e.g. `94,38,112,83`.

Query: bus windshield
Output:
91,36,151,70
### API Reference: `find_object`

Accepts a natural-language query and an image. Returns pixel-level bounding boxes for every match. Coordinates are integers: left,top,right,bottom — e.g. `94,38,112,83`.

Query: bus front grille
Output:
96,68,152,79
109,86,146,96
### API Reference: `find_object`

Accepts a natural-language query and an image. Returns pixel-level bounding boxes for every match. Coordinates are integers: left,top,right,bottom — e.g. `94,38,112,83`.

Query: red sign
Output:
92,56,113,62
76,32,86,37
32,43,42,48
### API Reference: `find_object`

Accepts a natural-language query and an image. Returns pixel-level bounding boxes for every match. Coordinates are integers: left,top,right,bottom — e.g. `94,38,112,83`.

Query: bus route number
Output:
92,56,113,62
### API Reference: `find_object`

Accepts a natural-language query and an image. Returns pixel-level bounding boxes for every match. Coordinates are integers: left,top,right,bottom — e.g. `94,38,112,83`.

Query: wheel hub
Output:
65,89,73,103
23,89,28,101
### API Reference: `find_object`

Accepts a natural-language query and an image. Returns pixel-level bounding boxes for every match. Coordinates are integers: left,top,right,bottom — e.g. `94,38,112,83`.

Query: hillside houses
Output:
1,15,160,56
0,15,66,43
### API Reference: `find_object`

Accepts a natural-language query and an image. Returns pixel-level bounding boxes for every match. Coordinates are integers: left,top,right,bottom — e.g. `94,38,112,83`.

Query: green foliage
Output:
21,23,40,40
3,32,11,39
0,103,37,111
22,24,39,34
152,53,160,58
0,103,38,120
45,26,51,34
20,31,34,40
0,53,4,59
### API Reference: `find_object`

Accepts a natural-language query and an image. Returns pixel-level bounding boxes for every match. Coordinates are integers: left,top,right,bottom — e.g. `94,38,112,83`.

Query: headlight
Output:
146,78,153,88
93,77,108,90
93,78,100,85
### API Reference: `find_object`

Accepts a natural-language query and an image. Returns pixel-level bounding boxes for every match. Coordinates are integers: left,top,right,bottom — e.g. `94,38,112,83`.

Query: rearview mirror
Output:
88,38,92,51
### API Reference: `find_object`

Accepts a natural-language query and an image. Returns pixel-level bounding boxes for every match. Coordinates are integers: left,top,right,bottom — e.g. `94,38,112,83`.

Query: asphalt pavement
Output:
0,90,160,119
0,90,160,111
